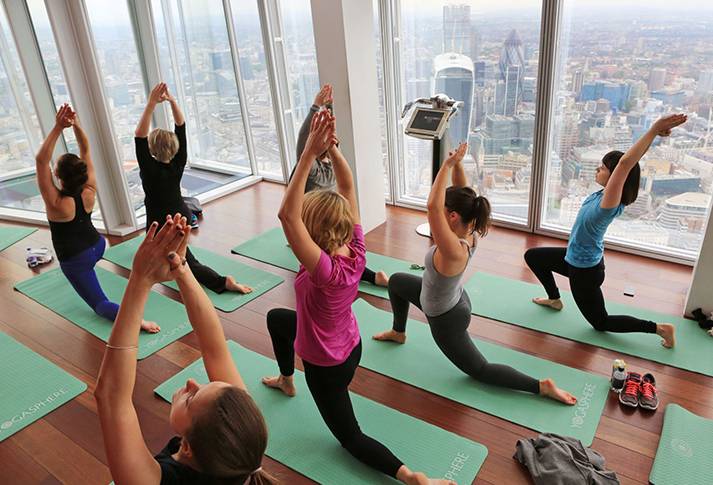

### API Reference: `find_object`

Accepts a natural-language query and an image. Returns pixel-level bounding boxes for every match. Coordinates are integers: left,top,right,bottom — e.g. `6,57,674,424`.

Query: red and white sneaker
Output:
638,373,659,411
619,372,641,408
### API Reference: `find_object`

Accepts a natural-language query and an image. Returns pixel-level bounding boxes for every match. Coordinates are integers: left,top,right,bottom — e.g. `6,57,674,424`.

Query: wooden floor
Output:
1,181,710,485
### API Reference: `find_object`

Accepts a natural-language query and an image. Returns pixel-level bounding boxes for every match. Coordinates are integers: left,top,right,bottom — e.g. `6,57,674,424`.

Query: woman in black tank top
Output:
36,104,159,332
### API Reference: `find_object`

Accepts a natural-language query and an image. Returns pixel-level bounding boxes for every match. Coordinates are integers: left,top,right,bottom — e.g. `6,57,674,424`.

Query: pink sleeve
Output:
309,250,334,286
351,224,365,257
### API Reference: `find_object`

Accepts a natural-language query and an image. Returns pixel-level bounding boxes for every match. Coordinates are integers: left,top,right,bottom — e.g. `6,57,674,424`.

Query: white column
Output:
685,202,713,316
45,0,137,233
310,0,386,233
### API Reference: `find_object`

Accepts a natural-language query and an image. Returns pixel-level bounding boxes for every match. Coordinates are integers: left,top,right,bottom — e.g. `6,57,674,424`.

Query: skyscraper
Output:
696,69,713,94
648,67,666,92
434,53,474,146
442,4,471,55
571,69,584,96
497,30,525,116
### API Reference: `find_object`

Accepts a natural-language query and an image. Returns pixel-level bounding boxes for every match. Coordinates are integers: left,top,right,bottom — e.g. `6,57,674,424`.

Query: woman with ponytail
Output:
36,104,158,331
96,215,276,485
374,142,577,405
525,114,687,347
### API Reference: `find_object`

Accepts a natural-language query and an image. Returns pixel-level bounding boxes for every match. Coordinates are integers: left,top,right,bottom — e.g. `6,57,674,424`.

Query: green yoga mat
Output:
650,404,713,485
354,299,608,446
464,272,713,376
0,226,36,252
231,227,427,299
15,267,192,359
0,332,86,442
103,236,284,312
155,341,488,484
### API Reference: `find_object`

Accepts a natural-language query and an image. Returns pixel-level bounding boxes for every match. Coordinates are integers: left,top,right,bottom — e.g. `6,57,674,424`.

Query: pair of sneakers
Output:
619,372,658,410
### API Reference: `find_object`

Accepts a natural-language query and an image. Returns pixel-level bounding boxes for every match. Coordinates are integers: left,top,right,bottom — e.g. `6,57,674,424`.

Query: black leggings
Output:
266,309,403,477
361,267,377,285
185,247,226,294
524,247,657,334
388,273,540,394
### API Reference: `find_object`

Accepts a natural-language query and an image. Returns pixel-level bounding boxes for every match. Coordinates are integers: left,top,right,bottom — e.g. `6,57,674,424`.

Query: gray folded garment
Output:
514,432,619,485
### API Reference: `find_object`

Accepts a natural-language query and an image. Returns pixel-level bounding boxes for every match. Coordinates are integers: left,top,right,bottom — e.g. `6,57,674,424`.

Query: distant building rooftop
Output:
665,192,711,209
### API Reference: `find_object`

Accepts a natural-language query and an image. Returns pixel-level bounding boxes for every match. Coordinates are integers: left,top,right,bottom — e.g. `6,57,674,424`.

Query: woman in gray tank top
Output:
373,143,577,405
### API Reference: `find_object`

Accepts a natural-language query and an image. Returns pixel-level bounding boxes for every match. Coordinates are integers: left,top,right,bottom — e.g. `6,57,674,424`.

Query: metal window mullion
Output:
160,0,188,118
378,0,399,204
256,0,291,182
175,0,202,163
529,0,562,233
390,0,409,205
222,0,256,176
0,3,42,152
129,0,170,128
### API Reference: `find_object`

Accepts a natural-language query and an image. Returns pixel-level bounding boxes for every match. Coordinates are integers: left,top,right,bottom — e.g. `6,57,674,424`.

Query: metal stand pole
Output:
415,138,442,237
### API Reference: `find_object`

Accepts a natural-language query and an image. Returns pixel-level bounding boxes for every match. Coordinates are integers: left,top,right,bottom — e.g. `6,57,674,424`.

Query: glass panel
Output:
0,4,44,213
85,0,146,211
398,1,541,223
231,0,282,177
279,0,319,168
545,1,713,258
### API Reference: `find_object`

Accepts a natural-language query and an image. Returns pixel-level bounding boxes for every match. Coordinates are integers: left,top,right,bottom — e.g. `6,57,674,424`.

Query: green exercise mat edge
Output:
14,267,192,360
0,226,37,252
103,236,284,312
155,341,488,485
0,332,87,442
231,227,430,299
649,404,713,485
465,272,713,376
355,299,609,446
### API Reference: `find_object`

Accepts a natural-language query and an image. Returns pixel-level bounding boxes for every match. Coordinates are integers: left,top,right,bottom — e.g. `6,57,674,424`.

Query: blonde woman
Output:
262,110,453,485
135,82,251,295
96,214,275,484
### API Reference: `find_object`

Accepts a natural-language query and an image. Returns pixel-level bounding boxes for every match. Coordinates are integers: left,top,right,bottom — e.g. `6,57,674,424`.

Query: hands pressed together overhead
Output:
132,213,191,285
652,113,687,137
303,108,338,159
314,83,333,107
444,142,468,167
149,82,176,105
55,103,77,129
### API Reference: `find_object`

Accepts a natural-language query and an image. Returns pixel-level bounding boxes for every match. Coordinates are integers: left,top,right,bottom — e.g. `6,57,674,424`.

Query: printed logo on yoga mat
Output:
144,321,190,349
570,382,597,428
670,438,693,458
1,388,71,431
444,452,470,481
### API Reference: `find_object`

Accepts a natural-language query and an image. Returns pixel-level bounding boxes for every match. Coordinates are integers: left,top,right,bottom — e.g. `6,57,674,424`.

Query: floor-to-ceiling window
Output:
394,0,542,225
544,1,713,258
0,3,44,214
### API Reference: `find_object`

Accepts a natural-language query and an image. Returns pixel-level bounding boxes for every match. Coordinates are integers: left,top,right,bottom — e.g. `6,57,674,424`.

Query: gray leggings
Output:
388,272,540,394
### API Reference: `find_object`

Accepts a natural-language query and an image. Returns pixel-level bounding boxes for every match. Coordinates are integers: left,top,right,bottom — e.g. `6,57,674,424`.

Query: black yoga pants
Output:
266,308,403,477
524,247,656,334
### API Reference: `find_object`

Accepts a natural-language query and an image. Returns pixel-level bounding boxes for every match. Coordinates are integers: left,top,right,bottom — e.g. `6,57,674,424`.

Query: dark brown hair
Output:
445,186,492,237
602,150,640,206
185,387,276,485
56,153,88,197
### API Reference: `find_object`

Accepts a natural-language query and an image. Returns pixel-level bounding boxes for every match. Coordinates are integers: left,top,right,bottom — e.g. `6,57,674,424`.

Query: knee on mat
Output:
589,320,608,332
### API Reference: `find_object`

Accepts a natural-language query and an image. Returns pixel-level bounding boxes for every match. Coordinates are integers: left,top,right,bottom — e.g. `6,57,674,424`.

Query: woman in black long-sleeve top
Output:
134,82,252,294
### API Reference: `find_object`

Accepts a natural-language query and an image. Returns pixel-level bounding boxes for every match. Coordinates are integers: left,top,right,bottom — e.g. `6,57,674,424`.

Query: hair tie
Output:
251,467,263,475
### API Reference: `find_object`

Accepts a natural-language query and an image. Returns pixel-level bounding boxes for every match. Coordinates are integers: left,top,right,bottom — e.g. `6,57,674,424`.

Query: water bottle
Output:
611,359,627,392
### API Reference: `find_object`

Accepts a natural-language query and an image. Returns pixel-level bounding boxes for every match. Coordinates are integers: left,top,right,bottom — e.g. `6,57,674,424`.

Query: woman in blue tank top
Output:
374,143,577,406
525,114,687,348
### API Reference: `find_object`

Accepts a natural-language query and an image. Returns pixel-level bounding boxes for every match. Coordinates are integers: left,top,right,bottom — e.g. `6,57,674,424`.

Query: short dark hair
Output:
56,153,88,197
602,150,640,206
444,186,492,237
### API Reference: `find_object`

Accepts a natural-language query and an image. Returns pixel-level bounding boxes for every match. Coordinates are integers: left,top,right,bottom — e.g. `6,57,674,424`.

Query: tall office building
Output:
648,67,666,92
497,30,525,116
697,69,713,94
434,52,474,146
571,69,584,96
443,4,471,55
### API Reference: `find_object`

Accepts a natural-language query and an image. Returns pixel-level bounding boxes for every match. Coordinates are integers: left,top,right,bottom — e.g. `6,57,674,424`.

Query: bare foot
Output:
141,319,161,333
372,329,406,344
539,378,577,405
532,297,563,311
375,271,389,287
261,375,296,397
226,275,253,294
656,323,676,348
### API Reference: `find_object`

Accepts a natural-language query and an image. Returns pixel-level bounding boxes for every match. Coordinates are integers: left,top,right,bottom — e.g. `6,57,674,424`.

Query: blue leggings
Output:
59,237,119,321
